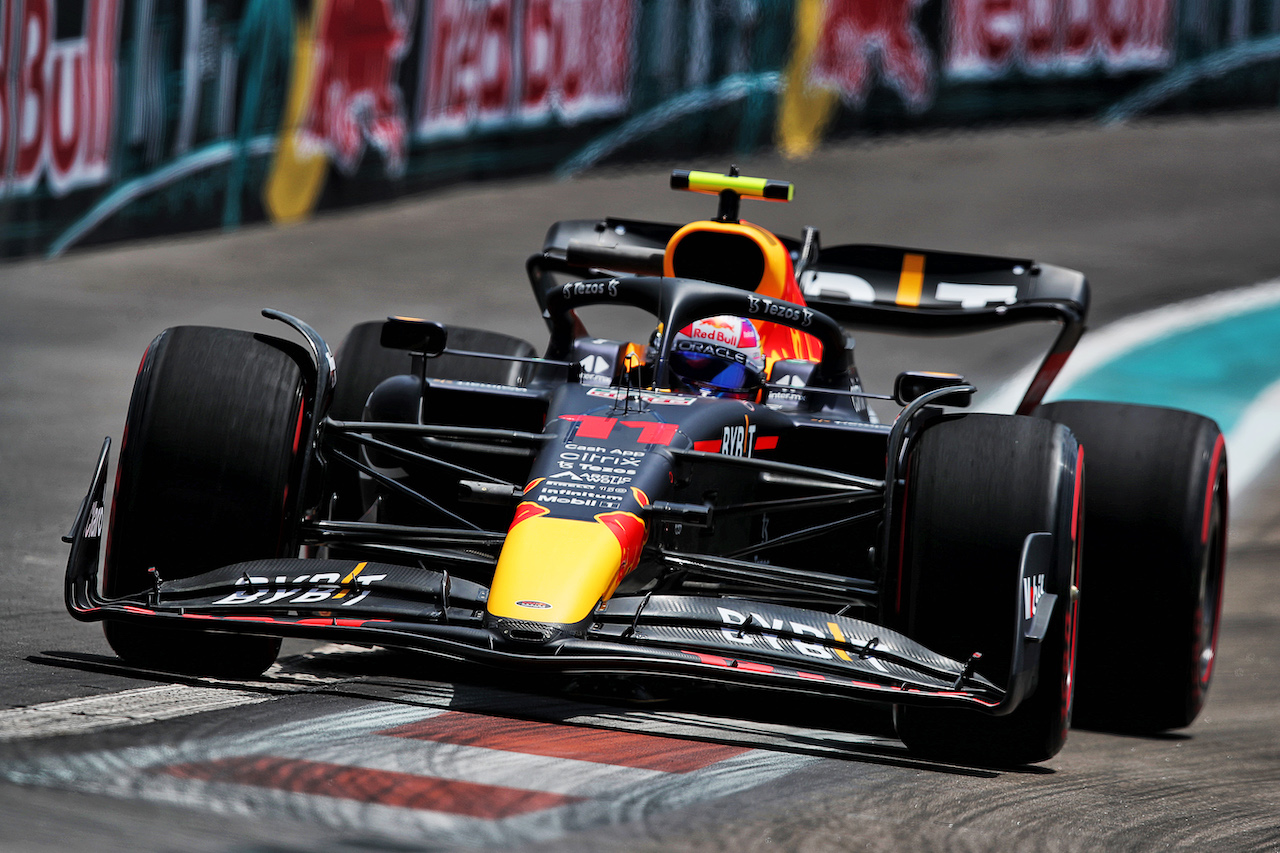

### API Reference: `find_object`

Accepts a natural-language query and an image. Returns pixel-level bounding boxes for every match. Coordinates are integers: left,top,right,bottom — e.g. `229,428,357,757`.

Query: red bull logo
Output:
810,0,934,112
509,501,551,530
0,0,121,197
595,511,647,575
304,0,413,175
417,0,631,136
682,317,760,349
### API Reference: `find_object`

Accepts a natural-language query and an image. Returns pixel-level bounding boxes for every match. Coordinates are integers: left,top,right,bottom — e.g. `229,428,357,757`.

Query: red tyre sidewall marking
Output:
1194,434,1228,700
1200,434,1225,544
277,393,309,554
1061,444,1085,737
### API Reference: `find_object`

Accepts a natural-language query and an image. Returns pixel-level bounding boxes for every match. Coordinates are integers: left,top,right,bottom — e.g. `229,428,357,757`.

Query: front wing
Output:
66,439,1044,715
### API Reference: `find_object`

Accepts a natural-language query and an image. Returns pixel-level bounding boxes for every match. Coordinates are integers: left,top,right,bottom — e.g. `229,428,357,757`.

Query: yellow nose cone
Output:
488,516,629,624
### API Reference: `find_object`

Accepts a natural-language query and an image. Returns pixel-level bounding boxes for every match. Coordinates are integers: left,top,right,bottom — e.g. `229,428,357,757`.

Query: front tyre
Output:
892,414,1082,766
104,326,312,678
1037,401,1227,732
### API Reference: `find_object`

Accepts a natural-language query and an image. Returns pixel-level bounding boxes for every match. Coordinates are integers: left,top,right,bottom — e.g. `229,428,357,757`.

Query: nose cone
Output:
487,503,648,625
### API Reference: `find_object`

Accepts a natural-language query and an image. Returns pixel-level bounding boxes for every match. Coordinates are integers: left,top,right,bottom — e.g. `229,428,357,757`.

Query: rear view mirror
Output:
381,317,447,356
894,371,972,407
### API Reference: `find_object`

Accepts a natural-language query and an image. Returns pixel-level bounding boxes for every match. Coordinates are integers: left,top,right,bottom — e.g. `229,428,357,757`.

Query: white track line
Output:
1225,376,1280,495
0,643,375,741
0,684,274,741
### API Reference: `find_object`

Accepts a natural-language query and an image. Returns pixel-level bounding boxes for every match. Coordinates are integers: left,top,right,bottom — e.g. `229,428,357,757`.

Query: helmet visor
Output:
670,350,760,396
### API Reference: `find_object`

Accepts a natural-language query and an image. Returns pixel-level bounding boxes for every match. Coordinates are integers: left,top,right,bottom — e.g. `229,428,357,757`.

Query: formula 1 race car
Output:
64,169,1227,766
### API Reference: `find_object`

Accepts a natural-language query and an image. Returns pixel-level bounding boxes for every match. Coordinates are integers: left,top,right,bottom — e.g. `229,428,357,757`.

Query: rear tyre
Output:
326,321,535,518
892,414,1081,766
330,320,415,424
104,326,311,678
422,327,537,385
331,321,536,423
327,321,415,518
1036,401,1227,732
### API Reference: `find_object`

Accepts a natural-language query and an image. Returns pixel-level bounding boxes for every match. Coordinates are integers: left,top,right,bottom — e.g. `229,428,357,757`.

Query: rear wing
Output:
801,244,1088,414
800,244,1086,332
532,219,1088,414
539,217,676,276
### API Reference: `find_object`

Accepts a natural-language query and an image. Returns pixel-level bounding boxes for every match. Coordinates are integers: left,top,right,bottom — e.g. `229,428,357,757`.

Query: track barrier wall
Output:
1,0,1277,259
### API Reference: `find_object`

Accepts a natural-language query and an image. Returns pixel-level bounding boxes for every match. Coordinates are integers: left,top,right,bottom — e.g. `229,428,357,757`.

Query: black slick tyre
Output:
422,326,537,385
326,321,415,519
1036,400,1227,732
892,414,1082,766
103,326,311,678
326,321,535,518
331,321,535,423
329,320,414,424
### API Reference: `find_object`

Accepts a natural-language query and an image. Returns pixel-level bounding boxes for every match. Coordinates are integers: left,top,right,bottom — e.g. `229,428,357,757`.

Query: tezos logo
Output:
747,294,813,326
562,279,619,300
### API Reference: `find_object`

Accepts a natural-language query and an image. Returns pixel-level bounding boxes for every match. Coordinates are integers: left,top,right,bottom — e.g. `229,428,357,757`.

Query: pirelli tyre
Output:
103,326,312,678
892,414,1082,767
1036,400,1227,732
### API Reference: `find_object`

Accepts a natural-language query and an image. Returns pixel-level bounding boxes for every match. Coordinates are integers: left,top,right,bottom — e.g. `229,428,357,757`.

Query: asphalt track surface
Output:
3,112,1280,851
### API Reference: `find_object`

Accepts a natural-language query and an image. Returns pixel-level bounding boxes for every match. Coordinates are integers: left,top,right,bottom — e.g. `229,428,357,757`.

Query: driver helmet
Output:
668,316,767,401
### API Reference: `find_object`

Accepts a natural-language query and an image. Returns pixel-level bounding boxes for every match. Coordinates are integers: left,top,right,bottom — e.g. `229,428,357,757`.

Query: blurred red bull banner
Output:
419,0,631,137
1,0,1275,258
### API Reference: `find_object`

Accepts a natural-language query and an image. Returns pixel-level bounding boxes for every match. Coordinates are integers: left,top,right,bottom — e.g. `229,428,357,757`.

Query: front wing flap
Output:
65,439,1018,713
69,561,1008,711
